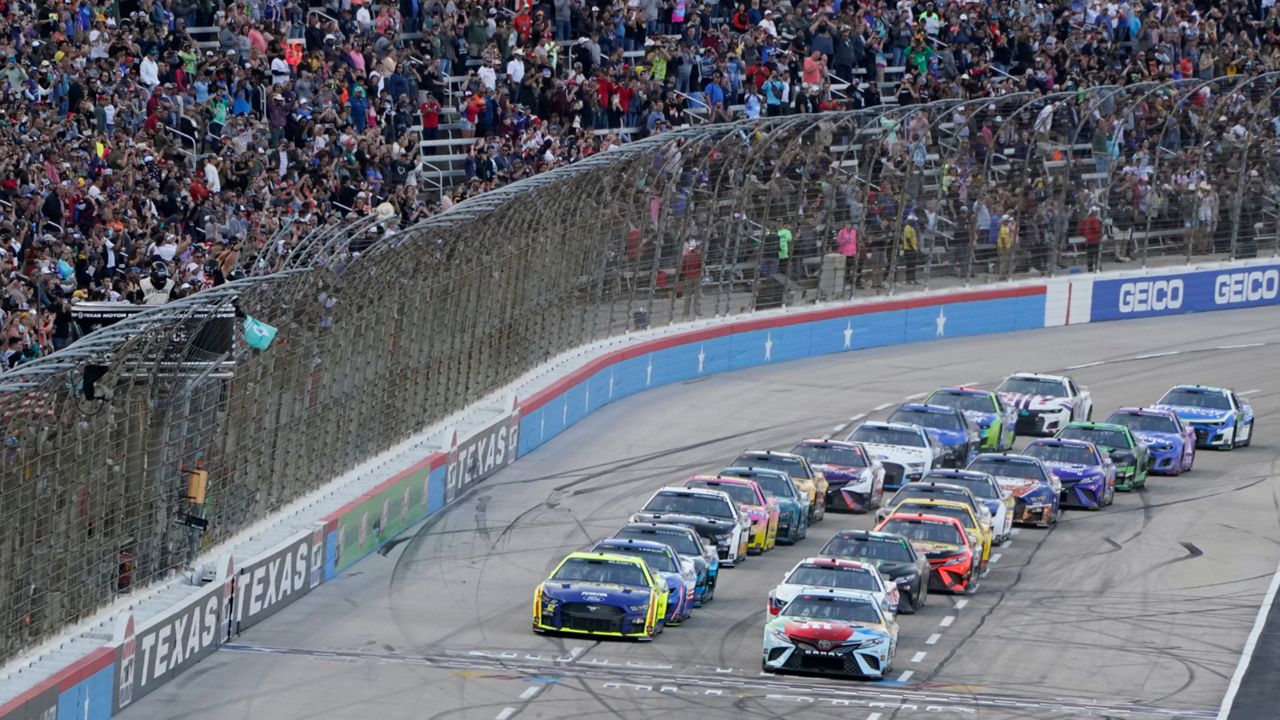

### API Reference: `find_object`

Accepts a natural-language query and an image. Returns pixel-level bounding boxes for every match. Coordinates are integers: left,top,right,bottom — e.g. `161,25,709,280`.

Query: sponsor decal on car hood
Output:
1000,393,1073,412
1154,404,1233,423
862,443,932,465
541,581,648,603
1131,430,1179,449
1043,462,1103,481
815,464,865,482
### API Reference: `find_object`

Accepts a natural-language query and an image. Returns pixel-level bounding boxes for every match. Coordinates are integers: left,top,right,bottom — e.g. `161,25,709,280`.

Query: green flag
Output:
243,316,277,351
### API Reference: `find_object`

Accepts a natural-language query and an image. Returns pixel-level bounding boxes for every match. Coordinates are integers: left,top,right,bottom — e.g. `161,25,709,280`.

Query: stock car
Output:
878,498,991,568
590,538,696,625
967,453,1061,528
887,403,982,468
996,372,1094,437
1055,422,1150,491
533,551,669,640
1022,438,1116,510
731,451,828,522
631,487,752,566
682,475,779,553
767,557,900,619
762,588,900,679
925,386,1018,451
875,482,994,538
614,522,719,605
1154,385,1256,450
790,439,886,512
1106,407,1196,475
845,422,942,489
875,512,980,594
820,529,930,613
718,466,810,543
923,469,1015,545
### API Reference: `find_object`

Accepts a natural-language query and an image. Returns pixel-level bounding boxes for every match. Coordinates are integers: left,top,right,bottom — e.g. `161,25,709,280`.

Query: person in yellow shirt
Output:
901,214,920,285
997,216,1017,280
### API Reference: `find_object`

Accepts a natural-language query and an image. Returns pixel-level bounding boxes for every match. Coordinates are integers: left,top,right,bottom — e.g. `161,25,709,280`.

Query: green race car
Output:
1054,422,1150,491
925,387,1018,452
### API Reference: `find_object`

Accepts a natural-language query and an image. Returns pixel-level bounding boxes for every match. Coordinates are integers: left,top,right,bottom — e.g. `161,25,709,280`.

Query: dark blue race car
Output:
591,538,696,625
888,403,982,468
1021,438,1116,510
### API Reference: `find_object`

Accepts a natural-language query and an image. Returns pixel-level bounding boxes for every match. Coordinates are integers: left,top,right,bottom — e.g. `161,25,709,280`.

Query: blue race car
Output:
717,466,810,543
1021,438,1116,510
1105,407,1196,475
591,538,696,626
924,387,1018,452
533,551,669,640
967,454,1062,528
1153,385,1256,450
613,523,719,606
888,403,982,468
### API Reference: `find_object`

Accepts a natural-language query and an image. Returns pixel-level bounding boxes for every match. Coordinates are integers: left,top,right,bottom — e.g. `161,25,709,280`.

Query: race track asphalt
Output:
118,306,1280,720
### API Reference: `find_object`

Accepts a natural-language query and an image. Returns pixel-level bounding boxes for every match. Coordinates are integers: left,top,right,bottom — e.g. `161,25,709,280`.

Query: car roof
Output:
829,528,905,542
790,587,882,604
684,475,757,489
858,420,925,432
564,550,649,566
893,497,974,514
1063,421,1129,432
896,403,960,415
898,481,974,496
972,453,1044,466
881,511,967,530
594,538,675,554
933,386,994,396
1168,384,1230,394
738,449,806,461
1029,437,1095,449
654,485,733,501
1112,406,1177,418
619,522,700,537
1004,371,1070,382
925,469,997,483
794,556,873,572
794,438,862,450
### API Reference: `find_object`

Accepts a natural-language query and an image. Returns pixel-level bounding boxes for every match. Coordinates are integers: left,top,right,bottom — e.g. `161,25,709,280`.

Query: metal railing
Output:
1,78,1278,663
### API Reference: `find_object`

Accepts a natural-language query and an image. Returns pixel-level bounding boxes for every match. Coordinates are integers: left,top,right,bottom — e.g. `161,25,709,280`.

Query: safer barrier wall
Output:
3,257,1279,720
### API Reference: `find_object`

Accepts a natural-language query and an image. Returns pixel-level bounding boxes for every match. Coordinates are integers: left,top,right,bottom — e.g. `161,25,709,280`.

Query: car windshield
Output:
968,458,1045,480
781,597,882,624
791,444,867,468
643,492,734,519
594,546,678,573
786,565,879,591
686,481,757,506
821,535,915,562
928,390,995,413
1107,412,1178,433
1025,443,1098,465
733,454,812,479
1160,389,1232,410
889,408,963,431
722,469,797,499
880,519,965,545
999,376,1068,397
551,557,648,586
924,475,998,499
615,528,700,556
848,426,926,447
1057,426,1130,450
890,487,970,507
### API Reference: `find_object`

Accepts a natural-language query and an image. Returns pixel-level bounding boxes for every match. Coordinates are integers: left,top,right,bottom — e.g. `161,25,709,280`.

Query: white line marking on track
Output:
495,708,516,720
1132,350,1181,360
1011,528,1020,536
911,651,927,662
867,714,883,720
519,686,542,701
832,424,847,432
990,553,1002,564
980,567,990,577
905,392,927,400
849,412,866,422
925,634,941,645
940,615,955,627
1216,343,1266,350
956,381,979,387
953,599,968,610
1065,361,1105,370
1239,389,1261,396
873,402,893,411
1218,559,1280,719
898,670,915,682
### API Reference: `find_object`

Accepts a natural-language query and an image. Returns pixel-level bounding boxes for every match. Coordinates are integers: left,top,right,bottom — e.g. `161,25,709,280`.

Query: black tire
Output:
897,588,915,615
1242,422,1254,448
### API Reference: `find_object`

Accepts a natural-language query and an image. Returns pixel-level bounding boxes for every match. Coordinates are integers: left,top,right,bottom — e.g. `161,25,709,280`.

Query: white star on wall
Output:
697,345,706,374
608,369,615,398
936,308,948,337
843,321,853,349
764,332,774,361
646,356,654,386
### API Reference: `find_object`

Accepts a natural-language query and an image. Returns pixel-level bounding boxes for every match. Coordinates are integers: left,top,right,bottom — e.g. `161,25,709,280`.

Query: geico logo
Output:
1215,269,1280,304
1118,279,1184,312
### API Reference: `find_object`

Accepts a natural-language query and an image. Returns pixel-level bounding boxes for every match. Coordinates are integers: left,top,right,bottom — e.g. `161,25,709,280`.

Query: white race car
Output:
845,421,941,489
767,557,900,619
762,588,899,679
630,487,753,566
996,372,1093,437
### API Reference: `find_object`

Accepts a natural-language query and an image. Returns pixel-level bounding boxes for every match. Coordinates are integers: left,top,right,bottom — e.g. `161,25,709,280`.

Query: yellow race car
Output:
731,450,828,523
877,498,991,568
533,551,669,640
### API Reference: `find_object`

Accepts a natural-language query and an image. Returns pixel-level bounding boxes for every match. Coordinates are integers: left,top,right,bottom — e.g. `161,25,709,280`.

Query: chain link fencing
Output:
1,78,1277,663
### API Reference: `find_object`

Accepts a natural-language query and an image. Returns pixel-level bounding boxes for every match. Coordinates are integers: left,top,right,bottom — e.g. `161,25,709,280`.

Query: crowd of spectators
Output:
1,0,1278,367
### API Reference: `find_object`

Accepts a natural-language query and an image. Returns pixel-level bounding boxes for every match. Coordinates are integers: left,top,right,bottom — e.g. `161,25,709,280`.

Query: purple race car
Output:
1104,407,1196,475
1021,438,1116,510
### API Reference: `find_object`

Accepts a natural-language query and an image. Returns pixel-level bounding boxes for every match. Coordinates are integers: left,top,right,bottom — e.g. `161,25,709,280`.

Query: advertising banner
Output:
1091,264,1280,321
445,409,521,504
234,527,325,634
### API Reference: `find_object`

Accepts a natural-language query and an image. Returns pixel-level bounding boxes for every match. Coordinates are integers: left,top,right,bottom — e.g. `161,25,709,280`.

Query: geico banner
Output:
235,526,325,634
445,410,520,504
1091,265,1280,320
